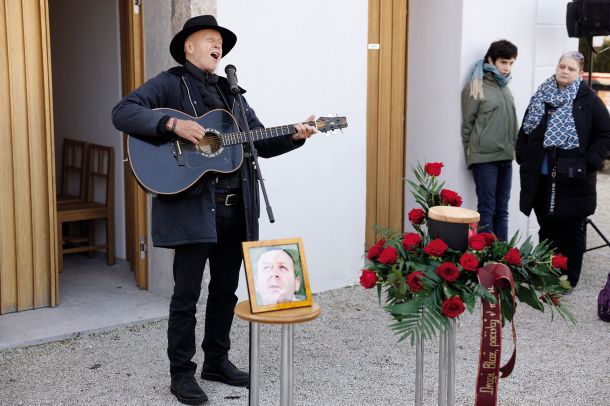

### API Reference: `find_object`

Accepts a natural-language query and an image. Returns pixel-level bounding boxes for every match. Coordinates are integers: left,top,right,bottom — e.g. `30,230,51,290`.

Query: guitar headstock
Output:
315,116,348,134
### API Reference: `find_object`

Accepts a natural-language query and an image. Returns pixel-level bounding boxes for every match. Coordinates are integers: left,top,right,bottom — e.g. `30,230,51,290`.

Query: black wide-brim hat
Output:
170,15,237,64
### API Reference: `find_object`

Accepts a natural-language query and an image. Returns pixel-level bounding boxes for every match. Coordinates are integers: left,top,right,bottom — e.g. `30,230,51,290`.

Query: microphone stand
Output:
227,69,274,405
230,86,275,241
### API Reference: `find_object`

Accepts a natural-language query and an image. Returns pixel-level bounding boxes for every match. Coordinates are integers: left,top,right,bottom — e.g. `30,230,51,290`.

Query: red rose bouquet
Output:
360,162,575,345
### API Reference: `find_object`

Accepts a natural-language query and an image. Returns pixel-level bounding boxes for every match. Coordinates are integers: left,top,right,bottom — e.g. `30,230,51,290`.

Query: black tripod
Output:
586,218,610,251
584,37,610,252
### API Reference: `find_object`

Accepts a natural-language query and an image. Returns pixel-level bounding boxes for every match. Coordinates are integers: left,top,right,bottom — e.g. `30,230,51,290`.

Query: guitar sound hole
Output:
198,133,222,157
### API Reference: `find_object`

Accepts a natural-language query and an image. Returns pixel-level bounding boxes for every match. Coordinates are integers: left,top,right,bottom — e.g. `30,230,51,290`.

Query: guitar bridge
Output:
170,140,186,166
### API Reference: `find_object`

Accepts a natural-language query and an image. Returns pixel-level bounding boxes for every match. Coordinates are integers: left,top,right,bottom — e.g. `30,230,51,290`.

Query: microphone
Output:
224,64,239,94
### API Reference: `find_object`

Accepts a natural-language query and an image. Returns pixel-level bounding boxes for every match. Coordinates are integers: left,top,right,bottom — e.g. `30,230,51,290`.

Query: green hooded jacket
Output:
461,73,518,168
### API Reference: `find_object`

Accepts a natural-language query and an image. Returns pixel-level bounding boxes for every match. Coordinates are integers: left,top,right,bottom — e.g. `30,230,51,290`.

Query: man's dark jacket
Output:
112,66,304,247
516,81,610,218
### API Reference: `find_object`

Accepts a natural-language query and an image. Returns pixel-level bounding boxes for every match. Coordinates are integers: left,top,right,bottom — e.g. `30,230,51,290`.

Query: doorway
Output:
48,0,132,298
0,0,149,316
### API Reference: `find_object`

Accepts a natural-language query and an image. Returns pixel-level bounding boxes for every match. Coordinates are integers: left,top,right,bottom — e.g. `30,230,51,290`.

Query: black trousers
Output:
167,202,246,378
533,176,586,287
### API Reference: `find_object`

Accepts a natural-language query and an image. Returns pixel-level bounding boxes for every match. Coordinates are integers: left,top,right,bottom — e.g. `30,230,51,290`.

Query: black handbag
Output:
555,156,586,181
547,148,587,216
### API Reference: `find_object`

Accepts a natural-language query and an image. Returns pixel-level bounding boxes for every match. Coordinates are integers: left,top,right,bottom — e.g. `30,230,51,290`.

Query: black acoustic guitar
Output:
127,108,347,195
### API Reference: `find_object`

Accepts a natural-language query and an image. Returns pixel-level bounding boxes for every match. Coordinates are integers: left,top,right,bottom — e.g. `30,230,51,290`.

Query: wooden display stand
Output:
234,301,321,406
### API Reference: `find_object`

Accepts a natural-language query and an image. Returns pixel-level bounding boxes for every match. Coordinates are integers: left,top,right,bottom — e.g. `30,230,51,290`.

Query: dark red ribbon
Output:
475,263,517,406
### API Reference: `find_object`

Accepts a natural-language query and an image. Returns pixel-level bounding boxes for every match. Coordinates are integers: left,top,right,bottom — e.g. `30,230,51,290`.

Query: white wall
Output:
407,0,576,241
50,0,126,259
406,0,466,229
145,0,578,299
217,0,369,300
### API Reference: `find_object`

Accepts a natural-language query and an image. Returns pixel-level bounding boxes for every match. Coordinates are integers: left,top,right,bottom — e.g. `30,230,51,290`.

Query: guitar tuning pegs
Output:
336,114,343,134
322,113,336,137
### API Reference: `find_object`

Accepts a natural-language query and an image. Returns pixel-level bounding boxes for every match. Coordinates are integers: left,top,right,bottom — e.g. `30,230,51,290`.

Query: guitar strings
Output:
171,119,338,149
173,124,298,147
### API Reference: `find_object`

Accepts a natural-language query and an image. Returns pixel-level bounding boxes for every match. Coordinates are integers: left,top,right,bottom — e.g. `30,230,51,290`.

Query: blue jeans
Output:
471,160,512,240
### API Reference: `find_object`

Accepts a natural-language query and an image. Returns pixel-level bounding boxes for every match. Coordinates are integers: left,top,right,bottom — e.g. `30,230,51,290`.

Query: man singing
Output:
112,15,316,405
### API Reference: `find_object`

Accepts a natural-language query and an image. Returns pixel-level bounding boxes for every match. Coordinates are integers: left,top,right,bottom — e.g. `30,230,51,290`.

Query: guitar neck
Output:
222,121,315,146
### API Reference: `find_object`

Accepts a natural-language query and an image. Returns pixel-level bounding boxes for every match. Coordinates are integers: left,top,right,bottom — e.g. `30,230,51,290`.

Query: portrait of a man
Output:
242,238,312,313
255,248,304,305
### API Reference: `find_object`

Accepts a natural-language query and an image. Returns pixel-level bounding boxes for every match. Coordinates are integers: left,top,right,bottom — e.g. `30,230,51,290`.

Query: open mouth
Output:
211,51,220,60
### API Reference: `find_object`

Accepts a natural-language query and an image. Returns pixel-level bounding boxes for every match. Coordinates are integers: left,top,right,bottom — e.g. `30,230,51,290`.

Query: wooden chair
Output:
57,138,88,204
57,143,115,272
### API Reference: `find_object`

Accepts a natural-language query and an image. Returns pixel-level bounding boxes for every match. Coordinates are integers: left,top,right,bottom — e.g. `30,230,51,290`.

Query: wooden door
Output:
119,0,148,289
365,0,408,248
0,0,57,314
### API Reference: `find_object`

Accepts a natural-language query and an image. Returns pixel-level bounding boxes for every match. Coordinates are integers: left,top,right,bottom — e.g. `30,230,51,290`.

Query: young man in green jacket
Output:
461,40,518,240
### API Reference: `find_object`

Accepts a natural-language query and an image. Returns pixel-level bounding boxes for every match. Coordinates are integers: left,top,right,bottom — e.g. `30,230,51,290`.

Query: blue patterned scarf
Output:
468,60,512,100
522,75,581,149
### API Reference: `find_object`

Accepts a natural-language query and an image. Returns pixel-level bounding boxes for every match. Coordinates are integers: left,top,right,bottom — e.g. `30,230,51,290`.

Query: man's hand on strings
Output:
292,115,317,141
169,118,207,145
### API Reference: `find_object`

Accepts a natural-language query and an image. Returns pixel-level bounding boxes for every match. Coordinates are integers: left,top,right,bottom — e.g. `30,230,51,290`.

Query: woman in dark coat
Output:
516,51,610,288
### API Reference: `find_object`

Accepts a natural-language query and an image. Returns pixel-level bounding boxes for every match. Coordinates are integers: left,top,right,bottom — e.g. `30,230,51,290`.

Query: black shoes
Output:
170,376,208,405
201,359,249,387
170,360,247,403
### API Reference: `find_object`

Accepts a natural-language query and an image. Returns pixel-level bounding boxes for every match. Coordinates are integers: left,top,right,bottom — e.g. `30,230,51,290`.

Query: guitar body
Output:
127,108,243,195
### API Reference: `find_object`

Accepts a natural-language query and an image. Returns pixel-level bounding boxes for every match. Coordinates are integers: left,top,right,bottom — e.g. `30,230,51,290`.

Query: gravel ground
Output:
1,175,610,405
1,283,608,406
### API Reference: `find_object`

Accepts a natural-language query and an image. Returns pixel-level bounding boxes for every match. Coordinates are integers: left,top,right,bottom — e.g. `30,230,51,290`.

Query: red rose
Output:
480,232,496,246
378,246,398,265
468,234,487,251
436,262,460,282
424,162,444,177
440,189,463,207
503,247,522,266
408,208,426,225
407,271,425,292
367,238,385,260
552,254,568,271
423,238,448,257
359,269,378,289
459,253,479,272
441,296,465,318
402,233,422,251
